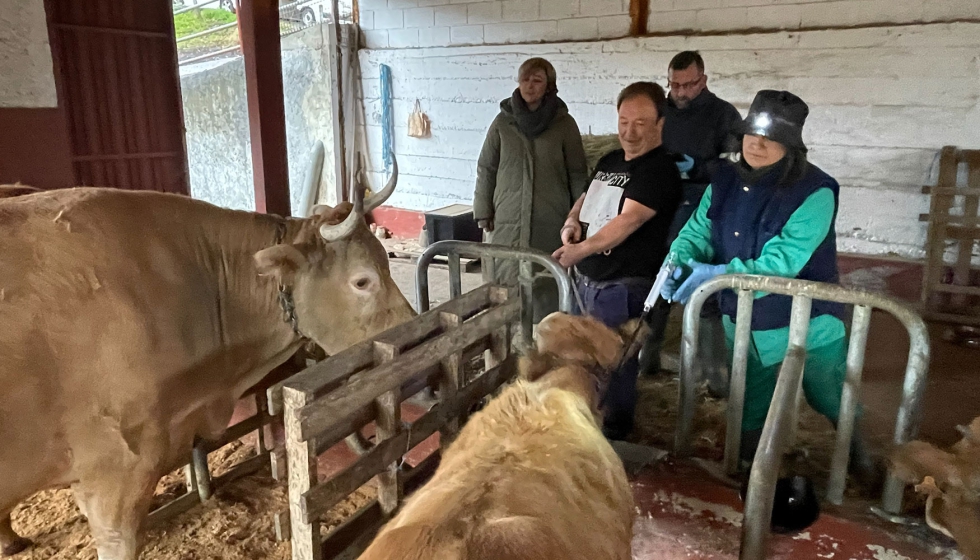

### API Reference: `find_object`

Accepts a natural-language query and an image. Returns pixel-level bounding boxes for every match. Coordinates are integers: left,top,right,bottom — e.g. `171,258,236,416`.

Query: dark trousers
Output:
574,276,650,435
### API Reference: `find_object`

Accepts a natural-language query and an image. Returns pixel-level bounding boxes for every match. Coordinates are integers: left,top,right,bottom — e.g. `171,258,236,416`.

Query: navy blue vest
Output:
707,161,846,331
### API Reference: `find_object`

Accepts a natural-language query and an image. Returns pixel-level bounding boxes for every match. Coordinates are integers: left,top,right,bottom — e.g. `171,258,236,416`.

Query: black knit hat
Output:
735,90,809,151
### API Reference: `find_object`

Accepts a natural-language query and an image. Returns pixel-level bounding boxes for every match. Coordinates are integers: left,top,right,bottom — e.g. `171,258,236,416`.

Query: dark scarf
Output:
735,157,784,185
509,88,562,139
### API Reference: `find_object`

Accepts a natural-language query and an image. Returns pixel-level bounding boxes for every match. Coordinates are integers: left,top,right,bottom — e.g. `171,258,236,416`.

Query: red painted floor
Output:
629,459,955,559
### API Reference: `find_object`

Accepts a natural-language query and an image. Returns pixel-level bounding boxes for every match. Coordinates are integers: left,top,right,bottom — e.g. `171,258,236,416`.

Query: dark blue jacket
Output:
707,161,847,330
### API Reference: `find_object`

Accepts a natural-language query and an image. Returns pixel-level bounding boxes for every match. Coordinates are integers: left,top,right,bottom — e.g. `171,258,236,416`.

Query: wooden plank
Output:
298,298,521,442
922,186,980,196
211,453,269,490
212,410,268,450
922,146,961,307
301,357,511,524
320,501,387,560
284,386,323,560
302,430,412,523
278,285,498,407
373,341,402,516
403,449,441,493
927,284,980,296
955,152,980,304
438,311,464,443
921,310,980,326
274,344,375,412
146,490,200,528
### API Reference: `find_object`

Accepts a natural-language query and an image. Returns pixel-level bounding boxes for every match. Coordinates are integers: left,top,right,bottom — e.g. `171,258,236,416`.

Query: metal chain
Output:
272,220,306,339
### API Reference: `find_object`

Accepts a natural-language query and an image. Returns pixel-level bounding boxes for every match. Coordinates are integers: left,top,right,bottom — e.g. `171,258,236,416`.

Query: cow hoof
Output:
2,538,33,557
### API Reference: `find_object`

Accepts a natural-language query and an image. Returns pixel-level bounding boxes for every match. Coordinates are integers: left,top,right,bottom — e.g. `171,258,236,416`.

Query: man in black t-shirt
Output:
553,82,682,440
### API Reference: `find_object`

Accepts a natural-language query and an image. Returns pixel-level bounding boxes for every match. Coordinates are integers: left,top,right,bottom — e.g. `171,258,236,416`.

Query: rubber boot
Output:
846,425,886,495
740,428,765,470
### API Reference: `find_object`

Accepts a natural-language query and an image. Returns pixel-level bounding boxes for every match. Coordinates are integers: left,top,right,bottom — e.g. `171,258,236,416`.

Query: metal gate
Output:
672,274,930,560
415,240,575,347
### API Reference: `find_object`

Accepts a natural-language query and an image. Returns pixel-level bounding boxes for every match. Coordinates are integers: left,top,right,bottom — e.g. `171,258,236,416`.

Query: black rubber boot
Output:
740,428,765,470
847,428,886,495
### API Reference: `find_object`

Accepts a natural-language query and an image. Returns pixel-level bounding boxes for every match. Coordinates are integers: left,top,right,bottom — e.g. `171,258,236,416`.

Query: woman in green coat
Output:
473,57,588,321
662,90,881,488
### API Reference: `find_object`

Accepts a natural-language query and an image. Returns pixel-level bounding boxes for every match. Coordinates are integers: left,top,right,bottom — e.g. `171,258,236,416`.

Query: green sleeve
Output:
726,187,835,277
666,185,715,266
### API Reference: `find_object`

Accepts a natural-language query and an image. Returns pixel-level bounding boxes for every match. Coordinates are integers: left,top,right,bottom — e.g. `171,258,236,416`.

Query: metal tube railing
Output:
675,274,930,528
415,241,573,348
740,344,807,559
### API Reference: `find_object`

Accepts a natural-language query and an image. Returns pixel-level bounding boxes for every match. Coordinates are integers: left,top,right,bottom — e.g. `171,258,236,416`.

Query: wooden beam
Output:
630,0,648,36
238,0,291,216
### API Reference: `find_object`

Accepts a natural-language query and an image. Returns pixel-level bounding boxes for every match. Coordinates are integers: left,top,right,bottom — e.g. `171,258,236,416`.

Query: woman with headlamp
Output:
660,90,879,486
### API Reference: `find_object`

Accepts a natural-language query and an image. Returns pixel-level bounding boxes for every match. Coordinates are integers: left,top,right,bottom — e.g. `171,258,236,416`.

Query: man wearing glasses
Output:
640,51,742,391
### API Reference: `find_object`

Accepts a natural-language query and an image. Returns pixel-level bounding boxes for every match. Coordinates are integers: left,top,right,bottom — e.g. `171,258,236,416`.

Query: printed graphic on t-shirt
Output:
579,171,629,238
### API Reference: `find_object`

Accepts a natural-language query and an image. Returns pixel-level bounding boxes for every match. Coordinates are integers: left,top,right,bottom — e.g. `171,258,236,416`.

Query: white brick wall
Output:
358,0,629,47
357,22,980,258
360,0,977,50
646,0,978,34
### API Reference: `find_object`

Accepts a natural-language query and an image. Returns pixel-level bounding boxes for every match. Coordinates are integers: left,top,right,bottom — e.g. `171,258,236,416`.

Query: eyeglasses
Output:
667,75,704,91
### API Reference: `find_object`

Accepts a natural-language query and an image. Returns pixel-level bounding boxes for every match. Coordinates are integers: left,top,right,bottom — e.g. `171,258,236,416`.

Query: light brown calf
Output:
891,416,980,559
357,312,640,560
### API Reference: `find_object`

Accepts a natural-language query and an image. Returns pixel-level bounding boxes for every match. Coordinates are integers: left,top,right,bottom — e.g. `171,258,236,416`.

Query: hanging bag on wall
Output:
408,99,431,138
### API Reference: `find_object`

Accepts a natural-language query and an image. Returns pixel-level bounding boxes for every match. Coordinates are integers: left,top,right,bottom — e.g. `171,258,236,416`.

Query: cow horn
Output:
318,201,361,242
364,156,398,213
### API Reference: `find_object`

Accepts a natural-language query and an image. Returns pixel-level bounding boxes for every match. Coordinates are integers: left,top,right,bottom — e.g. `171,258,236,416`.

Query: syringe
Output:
645,252,679,312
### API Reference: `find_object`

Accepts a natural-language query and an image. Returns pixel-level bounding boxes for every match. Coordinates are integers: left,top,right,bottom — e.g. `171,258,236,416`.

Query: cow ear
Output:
254,244,307,284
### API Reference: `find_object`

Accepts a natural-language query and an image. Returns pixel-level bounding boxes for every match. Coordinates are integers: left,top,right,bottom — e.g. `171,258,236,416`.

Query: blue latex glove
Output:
660,265,686,302
673,259,727,304
675,154,695,175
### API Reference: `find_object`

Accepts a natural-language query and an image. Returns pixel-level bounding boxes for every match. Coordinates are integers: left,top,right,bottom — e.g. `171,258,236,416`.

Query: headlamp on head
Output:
752,112,772,136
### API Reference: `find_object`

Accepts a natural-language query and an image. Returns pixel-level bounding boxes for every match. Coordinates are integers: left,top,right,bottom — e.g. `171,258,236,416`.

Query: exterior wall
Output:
0,0,58,108
181,25,339,212
357,22,980,258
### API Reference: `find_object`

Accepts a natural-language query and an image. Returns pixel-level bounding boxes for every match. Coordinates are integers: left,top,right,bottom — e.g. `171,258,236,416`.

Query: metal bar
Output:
180,45,241,66
191,443,213,501
675,274,930,517
173,0,225,16
675,283,705,457
414,240,573,314
176,21,239,43
724,289,754,474
518,259,534,349
827,304,872,505
448,251,462,299
740,345,807,560
785,296,812,450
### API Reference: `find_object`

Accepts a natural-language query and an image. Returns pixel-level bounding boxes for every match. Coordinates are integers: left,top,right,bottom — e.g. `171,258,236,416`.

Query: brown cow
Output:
0,184,40,198
0,169,414,559
891,416,980,559
357,312,640,560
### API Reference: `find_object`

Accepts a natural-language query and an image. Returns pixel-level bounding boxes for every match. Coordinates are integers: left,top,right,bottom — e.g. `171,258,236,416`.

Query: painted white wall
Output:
0,0,57,108
357,22,980,259
358,0,979,49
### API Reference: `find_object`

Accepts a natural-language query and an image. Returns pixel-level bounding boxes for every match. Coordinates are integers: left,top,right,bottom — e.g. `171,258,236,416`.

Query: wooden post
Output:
373,342,403,515
438,312,464,443
238,0,291,216
284,386,322,560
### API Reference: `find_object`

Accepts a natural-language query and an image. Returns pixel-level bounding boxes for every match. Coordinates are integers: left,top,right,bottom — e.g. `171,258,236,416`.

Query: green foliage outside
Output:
173,8,238,50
